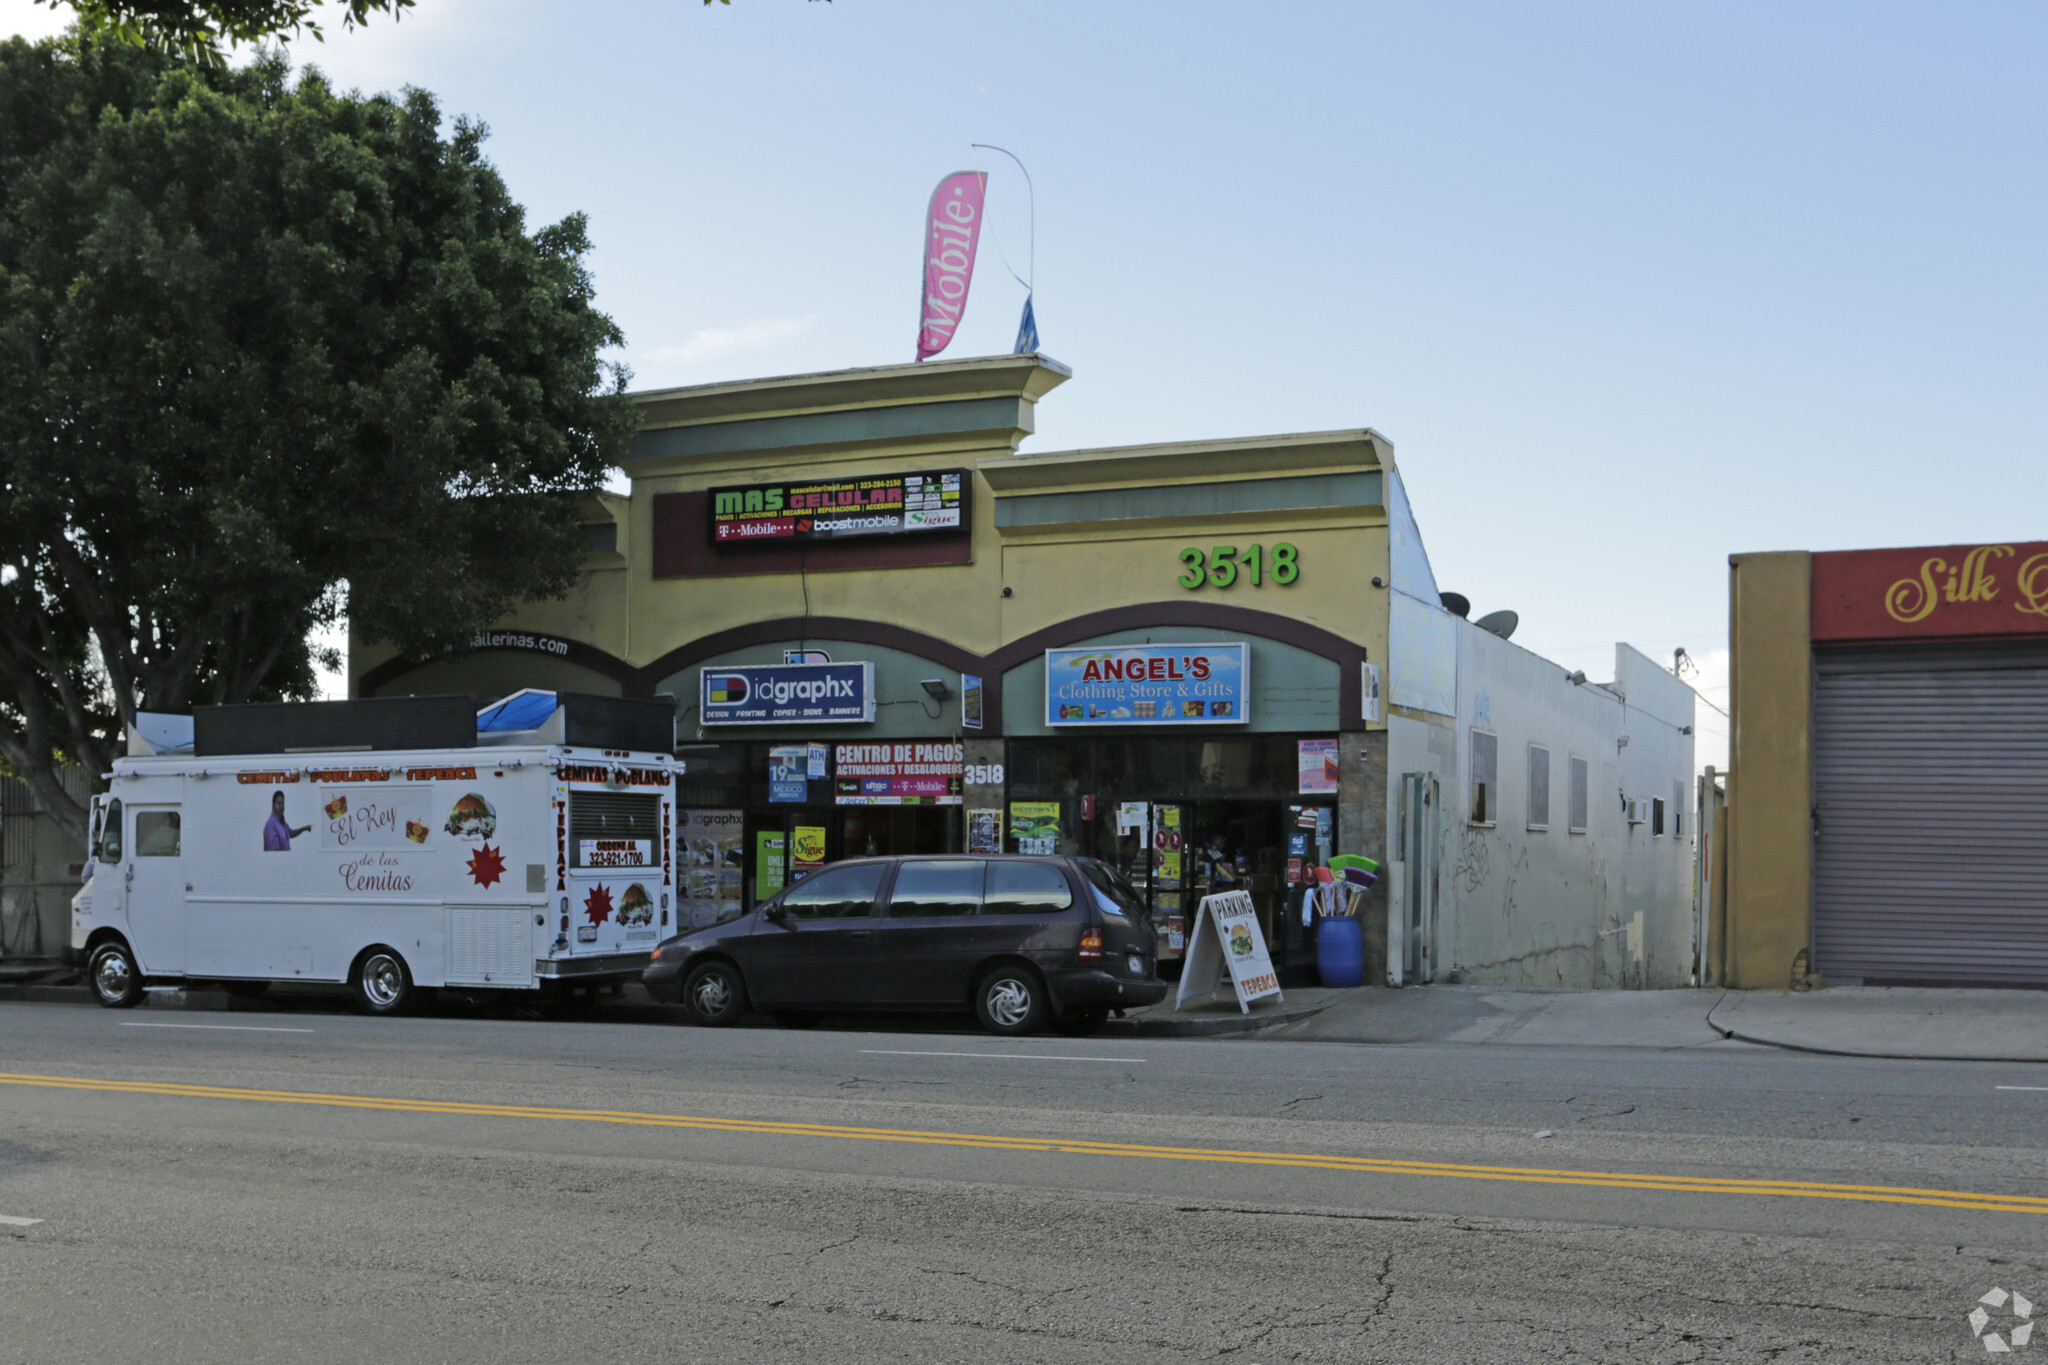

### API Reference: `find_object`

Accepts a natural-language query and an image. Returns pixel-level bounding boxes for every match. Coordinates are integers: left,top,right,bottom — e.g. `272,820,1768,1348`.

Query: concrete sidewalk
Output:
1706,986,2048,1063
1244,982,2048,1062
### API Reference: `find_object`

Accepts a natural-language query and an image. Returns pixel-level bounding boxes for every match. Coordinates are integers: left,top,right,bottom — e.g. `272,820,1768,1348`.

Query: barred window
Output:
1526,745,1551,831
1469,731,1498,825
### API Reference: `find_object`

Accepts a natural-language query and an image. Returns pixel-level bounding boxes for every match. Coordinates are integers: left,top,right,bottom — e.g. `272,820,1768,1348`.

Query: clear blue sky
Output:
8,1,2045,764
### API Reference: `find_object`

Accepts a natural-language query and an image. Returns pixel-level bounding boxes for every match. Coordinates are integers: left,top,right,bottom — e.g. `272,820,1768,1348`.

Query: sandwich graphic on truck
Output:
617,883,654,928
444,792,497,839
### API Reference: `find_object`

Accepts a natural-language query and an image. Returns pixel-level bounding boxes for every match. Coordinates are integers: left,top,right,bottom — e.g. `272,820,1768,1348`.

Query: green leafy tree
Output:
0,35,637,840
34,1,411,64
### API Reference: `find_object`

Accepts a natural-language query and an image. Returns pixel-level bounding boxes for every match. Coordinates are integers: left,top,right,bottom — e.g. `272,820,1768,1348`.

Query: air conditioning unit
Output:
1625,798,1648,826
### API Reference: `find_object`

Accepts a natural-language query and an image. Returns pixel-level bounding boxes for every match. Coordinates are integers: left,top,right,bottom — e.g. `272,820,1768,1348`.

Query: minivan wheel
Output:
684,960,748,1027
88,940,144,1009
352,948,417,1016
974,966,1046,1036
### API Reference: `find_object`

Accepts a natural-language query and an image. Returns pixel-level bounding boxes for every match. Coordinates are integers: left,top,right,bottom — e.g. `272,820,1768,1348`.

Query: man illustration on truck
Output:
263,791,312,851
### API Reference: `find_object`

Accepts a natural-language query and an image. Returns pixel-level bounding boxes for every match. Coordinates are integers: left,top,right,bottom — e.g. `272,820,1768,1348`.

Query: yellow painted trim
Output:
981,429,1387,495
996,506,1387,544
633,353,1070,431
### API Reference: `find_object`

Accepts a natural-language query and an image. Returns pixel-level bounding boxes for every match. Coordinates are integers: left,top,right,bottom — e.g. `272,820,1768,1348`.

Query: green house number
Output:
1178,544,1299,590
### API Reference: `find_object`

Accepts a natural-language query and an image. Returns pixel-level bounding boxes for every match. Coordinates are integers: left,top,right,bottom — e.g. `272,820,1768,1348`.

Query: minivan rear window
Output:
1076,859,1146,919
984,862,1074,915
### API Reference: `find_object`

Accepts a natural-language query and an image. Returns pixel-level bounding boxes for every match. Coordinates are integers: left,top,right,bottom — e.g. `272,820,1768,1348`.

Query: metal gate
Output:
1812,641,2048,986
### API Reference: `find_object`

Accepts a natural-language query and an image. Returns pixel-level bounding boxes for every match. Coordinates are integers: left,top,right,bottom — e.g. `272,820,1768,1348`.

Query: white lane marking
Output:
118,1023,315,1034
860,1049,1145,1064
0,1214,44,1227
1995,1085,2048,1092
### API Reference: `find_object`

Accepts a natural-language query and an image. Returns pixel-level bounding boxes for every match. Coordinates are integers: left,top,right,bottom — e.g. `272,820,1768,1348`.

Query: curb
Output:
1103,1001,1332,1039
1707,1020,2048,1066
0,984,1330,1037
0,985,90,1005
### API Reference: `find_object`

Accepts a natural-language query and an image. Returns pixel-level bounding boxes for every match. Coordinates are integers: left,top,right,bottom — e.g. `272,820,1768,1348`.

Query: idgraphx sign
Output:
700,662,875,726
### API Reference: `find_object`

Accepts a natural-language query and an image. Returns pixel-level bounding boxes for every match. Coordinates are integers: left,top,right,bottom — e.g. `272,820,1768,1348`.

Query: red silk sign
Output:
916,171,986,361
1811,542,2048,642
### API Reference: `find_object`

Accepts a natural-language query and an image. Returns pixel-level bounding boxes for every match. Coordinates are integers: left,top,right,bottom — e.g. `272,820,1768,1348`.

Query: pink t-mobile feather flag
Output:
916,171,987,361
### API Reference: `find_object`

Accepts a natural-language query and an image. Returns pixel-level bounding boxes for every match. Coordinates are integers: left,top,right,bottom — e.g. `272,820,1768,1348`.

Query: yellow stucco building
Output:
357,353,1699,989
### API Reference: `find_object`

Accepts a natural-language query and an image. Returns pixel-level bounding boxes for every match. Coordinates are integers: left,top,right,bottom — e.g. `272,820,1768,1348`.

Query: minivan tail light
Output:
1078,928,1103,961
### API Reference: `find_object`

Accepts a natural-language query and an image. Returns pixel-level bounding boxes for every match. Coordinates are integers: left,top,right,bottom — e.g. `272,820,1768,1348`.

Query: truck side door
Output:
124,805,186,977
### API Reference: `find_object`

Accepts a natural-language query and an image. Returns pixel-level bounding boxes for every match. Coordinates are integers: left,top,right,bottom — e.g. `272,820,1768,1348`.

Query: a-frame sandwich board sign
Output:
1174,889,1283,1014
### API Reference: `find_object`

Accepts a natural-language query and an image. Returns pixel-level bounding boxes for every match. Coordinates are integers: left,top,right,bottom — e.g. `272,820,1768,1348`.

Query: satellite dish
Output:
1475,609,1519,641
1438,591,1471,618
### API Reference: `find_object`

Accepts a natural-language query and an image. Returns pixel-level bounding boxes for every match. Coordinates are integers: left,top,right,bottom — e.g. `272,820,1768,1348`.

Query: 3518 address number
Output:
1178,544,1299,590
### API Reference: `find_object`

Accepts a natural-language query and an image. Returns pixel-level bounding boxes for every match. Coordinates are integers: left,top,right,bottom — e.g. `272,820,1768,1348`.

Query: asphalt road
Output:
3,996,2045,1363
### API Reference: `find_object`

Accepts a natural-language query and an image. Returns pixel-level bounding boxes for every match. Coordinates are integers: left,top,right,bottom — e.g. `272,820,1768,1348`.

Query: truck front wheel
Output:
88,940,144,1009
352,948,418,1017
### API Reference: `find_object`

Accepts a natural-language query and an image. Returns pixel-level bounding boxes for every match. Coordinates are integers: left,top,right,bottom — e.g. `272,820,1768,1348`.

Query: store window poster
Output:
1155,806,1183,888
755,831,787,902
1009,801,1060,855
768,746,808,803
1298,738,1340,794
968,807,1003,854
791,825,826,881
680,809,745,928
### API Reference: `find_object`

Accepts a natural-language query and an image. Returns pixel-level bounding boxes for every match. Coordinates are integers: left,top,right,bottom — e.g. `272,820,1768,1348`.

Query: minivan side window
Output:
984,862,1074,915
778,863,886,920
99,799,124,864
887,861,985,917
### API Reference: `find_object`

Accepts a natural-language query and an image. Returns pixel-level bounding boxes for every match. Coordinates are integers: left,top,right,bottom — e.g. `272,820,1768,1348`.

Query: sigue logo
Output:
1970,1287,2034,1354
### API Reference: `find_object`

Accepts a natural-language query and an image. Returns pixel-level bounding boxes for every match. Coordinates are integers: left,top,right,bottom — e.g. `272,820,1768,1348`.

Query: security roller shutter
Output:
1812,641,2048,986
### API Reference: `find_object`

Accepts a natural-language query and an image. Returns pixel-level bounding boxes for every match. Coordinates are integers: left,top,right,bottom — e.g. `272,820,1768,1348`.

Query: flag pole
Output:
971,144,1037,353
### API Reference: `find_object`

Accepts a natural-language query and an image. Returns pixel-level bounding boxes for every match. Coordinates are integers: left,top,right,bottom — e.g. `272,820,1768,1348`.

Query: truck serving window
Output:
569,793,662,868
135,810,181,857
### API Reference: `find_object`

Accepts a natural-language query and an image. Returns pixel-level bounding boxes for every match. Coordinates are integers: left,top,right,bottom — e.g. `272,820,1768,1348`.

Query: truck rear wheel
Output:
352,948,418,1017
88,940,144,1009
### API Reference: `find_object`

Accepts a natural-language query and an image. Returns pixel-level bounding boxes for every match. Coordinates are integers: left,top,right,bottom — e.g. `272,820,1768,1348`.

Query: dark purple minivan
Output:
643,855,1166,1035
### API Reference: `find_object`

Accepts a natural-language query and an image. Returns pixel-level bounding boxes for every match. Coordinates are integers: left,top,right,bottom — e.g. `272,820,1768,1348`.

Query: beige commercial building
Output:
356,354,1698,988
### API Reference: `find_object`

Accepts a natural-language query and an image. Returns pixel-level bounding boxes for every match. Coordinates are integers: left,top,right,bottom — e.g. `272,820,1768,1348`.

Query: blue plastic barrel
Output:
1315,915,1364,988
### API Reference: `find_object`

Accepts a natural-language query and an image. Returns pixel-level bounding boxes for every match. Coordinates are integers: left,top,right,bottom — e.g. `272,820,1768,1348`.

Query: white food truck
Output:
72,691,681,1014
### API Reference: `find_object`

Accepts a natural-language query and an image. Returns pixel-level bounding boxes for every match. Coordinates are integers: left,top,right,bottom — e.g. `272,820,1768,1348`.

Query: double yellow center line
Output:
7,1070,2045,1216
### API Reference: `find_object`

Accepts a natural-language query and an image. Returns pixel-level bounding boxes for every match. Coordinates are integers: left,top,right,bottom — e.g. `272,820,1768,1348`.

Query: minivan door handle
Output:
845,930,875,940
